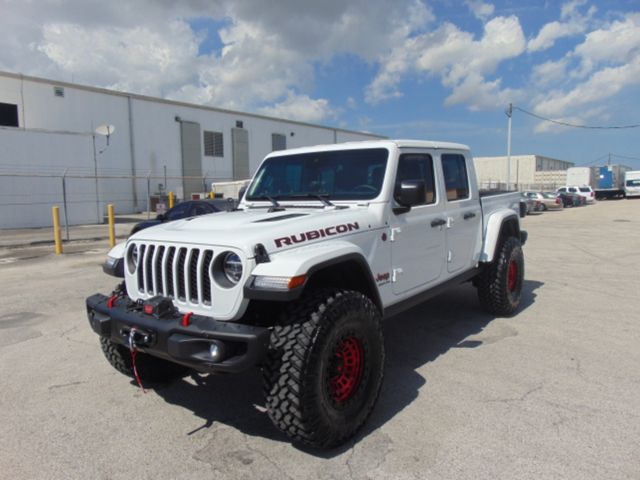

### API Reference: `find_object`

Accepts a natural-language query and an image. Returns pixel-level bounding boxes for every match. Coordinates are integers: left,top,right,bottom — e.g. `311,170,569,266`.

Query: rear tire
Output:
263,289,385,448
477,236,524,316
100,337,190,384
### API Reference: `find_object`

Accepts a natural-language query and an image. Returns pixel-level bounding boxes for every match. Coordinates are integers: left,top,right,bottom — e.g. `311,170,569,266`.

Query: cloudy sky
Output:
1,0,639,166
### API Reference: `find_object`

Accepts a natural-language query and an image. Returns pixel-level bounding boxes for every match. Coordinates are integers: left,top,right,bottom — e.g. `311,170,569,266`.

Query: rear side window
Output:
395,153,436,205
579,187,591,192
441,154,469,201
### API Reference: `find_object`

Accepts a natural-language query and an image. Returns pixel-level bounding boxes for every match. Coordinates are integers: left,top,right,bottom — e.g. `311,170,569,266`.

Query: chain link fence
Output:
0,171,239,238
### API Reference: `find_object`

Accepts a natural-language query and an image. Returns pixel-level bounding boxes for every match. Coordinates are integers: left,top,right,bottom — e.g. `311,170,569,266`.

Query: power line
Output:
513,106,640,130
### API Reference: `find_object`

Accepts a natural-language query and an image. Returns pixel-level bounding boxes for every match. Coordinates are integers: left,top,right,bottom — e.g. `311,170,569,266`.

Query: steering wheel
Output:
352,184,377,193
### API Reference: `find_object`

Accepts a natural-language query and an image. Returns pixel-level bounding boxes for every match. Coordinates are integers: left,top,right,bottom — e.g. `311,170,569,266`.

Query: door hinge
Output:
390,227,402,242
446,217,454,228
392,268,403,282
447,250,453,262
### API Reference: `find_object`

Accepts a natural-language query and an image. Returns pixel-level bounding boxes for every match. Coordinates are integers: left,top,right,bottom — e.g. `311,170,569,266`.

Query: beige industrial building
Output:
473,155,574,190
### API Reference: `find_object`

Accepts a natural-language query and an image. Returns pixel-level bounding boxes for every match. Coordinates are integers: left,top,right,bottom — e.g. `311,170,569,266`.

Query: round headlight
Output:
222,252,243,284
127,244,139,274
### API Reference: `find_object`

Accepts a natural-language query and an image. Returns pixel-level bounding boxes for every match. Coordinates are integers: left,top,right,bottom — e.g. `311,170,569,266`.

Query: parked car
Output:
520,192,542,214
557,191,585,207
130,199,237,235
524,191,563,211
557,185,595,204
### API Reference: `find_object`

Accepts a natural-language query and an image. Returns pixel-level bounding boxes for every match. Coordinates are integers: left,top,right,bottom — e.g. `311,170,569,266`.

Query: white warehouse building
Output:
474,154,575,189
0,71,383,228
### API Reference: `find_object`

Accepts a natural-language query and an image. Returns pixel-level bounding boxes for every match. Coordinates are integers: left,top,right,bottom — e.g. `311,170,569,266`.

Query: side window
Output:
558,187,566,192
569,187,577,193
441,154,470,201
395,154,436,205
166,203,190,220
191,204,212,216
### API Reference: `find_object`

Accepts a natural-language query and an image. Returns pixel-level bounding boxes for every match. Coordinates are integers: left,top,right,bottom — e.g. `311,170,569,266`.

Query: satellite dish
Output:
94,124,115,146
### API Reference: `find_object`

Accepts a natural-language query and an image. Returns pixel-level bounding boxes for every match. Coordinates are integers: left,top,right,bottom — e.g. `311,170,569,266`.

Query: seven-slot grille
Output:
134,244,216,306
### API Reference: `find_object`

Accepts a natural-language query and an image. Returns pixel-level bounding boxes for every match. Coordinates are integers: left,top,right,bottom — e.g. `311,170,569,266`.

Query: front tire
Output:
100,337,190,384
263,289,385,448
477,236,524,316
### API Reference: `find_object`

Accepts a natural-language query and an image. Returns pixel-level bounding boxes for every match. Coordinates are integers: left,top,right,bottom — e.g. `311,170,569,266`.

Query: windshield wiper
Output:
286,193,334,207
250,195,285,212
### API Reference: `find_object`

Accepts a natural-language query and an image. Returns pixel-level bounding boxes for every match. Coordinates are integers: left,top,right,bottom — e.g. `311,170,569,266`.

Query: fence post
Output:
52,206,63,254
61,168,70,241
107,204,116,247
146,171,151,219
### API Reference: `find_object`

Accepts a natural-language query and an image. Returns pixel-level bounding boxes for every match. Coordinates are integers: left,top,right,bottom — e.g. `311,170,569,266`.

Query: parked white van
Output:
624,171,640,198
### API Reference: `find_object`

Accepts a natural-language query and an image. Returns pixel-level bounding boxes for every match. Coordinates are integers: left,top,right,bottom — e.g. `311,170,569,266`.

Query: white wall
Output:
0,72,383,228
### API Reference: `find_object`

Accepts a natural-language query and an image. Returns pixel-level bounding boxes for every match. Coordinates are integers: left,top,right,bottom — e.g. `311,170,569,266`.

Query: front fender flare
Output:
480,210,520,263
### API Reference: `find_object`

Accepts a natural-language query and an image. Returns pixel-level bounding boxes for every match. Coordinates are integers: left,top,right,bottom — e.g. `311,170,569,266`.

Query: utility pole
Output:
506,103,513,191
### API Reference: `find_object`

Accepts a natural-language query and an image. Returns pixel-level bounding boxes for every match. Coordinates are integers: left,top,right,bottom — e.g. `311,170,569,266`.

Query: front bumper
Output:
86,294,270,374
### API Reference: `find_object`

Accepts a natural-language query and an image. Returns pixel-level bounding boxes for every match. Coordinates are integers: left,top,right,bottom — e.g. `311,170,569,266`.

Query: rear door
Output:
390,152,446,295
441,153,482,274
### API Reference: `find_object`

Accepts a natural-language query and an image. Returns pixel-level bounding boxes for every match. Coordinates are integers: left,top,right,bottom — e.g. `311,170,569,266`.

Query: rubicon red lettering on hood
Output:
274,222,360,248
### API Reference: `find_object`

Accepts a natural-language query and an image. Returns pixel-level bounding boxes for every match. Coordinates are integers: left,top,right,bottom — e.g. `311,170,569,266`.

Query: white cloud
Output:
532,12,640,122
465,0,495,21
367,15,526,110
258,92,335,123
527,0,594,52
0,0,436,123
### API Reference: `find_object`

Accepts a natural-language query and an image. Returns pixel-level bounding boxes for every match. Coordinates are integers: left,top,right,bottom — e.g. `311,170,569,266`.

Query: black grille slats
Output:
202,250,213,305
133,243,216,307
188,249,200,303
176,248,187,301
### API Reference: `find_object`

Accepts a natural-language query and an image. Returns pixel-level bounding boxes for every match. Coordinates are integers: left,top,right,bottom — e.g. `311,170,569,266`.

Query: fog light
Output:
209,341,225,362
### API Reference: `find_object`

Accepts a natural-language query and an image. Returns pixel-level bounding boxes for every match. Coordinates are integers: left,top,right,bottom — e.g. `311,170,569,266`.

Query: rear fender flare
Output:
480,210,520,263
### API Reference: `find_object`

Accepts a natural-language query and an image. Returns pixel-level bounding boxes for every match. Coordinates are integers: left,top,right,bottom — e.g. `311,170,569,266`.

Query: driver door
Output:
390,152,446,295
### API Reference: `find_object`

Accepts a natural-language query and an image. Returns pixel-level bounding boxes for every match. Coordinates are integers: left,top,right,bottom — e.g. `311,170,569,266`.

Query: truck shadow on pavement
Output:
153,279,543,456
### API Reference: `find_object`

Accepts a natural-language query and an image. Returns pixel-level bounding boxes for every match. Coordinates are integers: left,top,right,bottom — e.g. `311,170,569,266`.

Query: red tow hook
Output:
107,294,119,309
181,312,193,327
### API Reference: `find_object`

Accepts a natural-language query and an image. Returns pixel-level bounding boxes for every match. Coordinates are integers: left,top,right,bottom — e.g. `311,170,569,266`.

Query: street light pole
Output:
506,103,513,191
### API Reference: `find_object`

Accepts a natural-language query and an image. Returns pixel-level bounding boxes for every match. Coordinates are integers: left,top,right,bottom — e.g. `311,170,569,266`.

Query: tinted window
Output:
579,187,590,192
558,187,566,192
166,203,190,220
246,148,388,201
441,154,469,201
395,154,436,205
569,187,577,192
191,204,214,216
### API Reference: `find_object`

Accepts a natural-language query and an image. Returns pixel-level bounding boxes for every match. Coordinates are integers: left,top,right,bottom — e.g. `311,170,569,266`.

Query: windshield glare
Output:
246,148,388,201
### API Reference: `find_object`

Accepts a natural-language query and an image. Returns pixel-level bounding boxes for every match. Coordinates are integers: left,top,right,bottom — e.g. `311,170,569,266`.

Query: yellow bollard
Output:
52,206,63,254
169,191,175,209
209,190,215,200
107,204,116,248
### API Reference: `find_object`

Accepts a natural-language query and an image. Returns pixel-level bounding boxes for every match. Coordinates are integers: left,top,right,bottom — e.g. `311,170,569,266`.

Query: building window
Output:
204,131,224,157
0,103,19,127
235,120,244,128
53,86,65,98
272,133,286,151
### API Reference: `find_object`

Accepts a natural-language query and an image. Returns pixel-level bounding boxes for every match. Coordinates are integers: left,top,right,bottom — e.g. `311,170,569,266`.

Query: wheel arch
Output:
480,211,521,263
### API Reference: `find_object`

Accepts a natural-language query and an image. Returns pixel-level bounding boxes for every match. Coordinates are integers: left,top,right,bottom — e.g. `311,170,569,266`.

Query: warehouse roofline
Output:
0,70,385,139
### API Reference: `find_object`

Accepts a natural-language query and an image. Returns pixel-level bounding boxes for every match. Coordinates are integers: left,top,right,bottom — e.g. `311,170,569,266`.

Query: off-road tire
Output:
100,337,189,384
263,289,385,448
477,236,524,316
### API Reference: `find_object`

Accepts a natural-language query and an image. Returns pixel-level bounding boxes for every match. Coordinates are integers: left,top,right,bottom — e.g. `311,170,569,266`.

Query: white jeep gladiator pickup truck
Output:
87,139,526,448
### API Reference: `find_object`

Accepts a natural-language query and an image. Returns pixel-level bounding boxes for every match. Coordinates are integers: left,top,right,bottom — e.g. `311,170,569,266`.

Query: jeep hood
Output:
130,206,379,256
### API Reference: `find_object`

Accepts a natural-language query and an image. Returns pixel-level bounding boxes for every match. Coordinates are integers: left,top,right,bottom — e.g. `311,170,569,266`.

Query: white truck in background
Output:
624,170,640,198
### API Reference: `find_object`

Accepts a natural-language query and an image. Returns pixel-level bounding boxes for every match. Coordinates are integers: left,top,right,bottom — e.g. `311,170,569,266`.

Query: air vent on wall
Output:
54,86,65,98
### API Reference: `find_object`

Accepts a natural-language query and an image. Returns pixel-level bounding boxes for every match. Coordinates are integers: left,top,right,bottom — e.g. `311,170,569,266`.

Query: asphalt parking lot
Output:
1,200,639,480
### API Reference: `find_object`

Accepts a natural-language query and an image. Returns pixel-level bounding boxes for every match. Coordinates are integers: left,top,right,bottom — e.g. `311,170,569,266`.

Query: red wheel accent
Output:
507,260,518,292
329,337,364,404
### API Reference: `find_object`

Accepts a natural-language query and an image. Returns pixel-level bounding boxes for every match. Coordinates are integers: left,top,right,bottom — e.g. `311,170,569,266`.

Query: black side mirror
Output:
394,180,425,214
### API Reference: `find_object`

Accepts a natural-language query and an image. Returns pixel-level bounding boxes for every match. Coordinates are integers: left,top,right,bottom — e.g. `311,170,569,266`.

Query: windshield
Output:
246,148,388,201
626,179,640,187
542,192,556,199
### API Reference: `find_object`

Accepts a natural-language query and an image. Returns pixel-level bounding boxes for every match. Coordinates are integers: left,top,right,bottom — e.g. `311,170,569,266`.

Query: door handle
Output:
431,218,446,227
463,212,476,220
